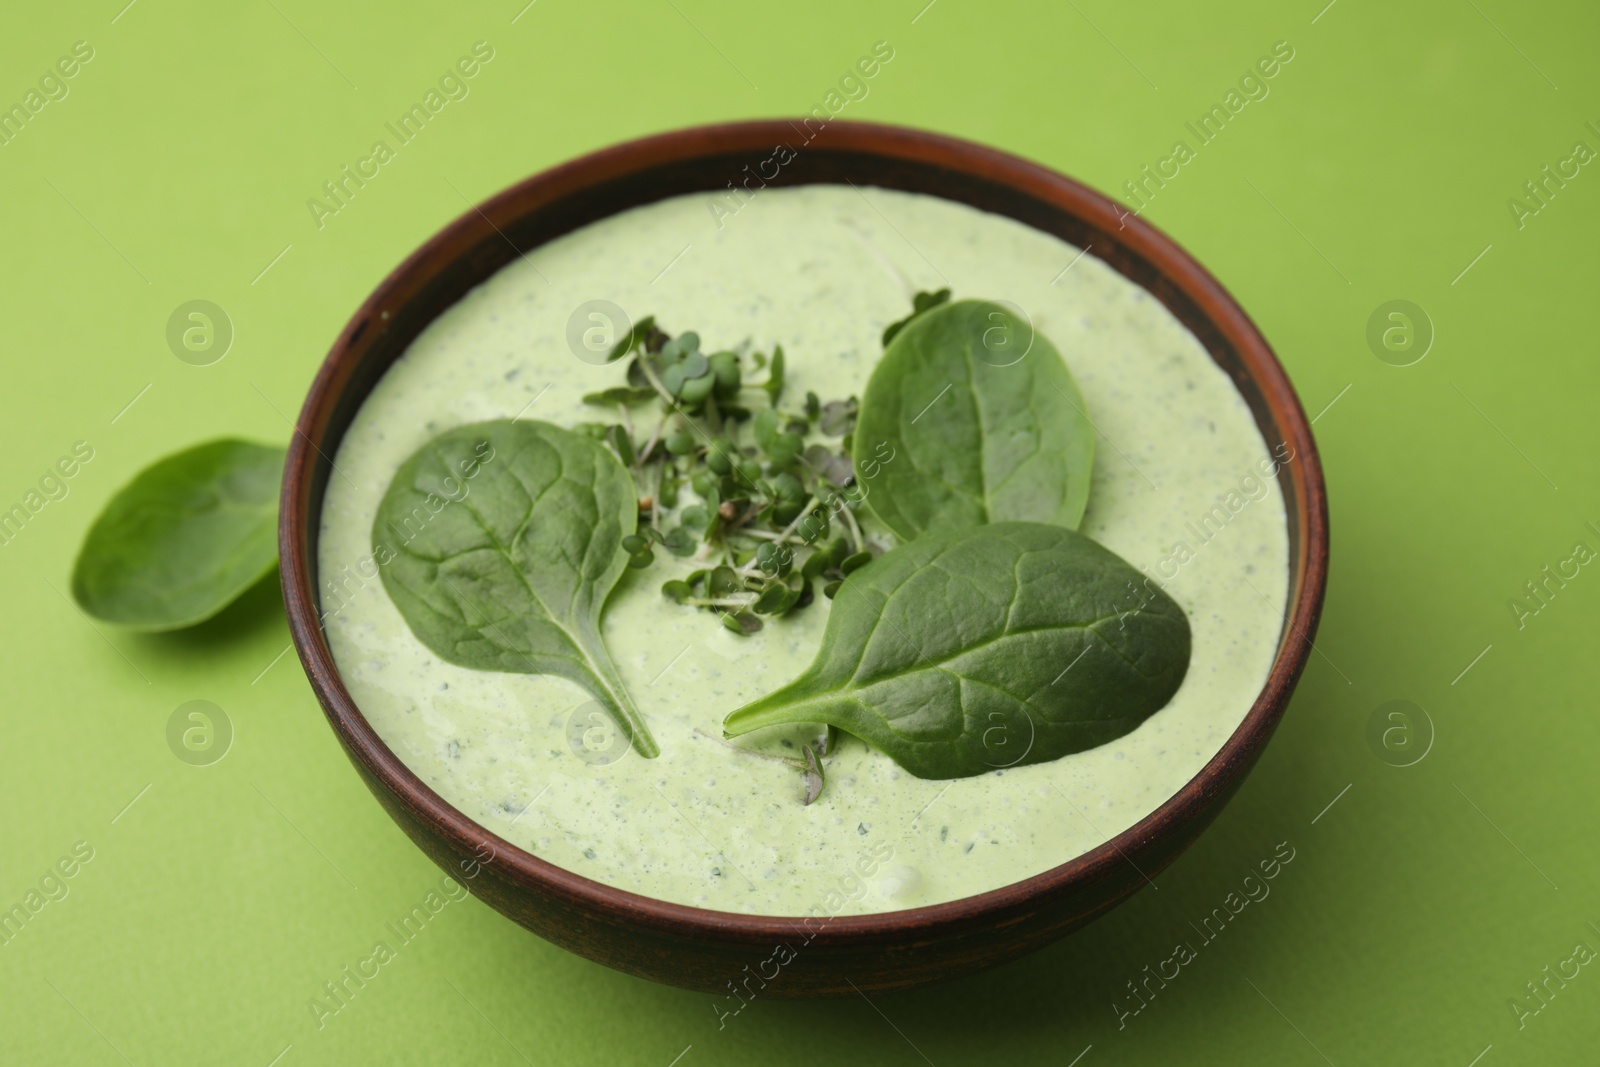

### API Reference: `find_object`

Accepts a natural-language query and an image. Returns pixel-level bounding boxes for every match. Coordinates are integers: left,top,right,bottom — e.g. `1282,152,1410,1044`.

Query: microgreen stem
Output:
685,595,756,609
618,402,635,451
650,464,664,532
636,353,675,405
772,496,821,547
638,412,669,464
837,498,865,552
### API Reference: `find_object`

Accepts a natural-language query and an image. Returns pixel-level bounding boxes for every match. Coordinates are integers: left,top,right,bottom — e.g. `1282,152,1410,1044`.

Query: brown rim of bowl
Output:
282,118,1327,947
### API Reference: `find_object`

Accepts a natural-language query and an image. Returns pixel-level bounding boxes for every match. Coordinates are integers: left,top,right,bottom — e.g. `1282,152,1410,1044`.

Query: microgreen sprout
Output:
582,316,881,635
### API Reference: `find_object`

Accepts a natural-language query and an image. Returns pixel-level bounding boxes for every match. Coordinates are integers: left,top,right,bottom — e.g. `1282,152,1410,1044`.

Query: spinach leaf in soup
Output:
722,522,1189,780
373,419,659,759
853,299,1095,542
71,439,284,630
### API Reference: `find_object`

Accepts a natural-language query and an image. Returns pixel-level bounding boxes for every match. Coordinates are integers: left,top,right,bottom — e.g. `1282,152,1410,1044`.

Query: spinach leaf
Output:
722,522,1189,779
71,439,284,630
853,299,1095,542
374,419,659,759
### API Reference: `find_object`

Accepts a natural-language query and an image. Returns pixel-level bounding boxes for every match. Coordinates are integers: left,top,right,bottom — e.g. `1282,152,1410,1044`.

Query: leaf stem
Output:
578,630,660,759
723,688,834,738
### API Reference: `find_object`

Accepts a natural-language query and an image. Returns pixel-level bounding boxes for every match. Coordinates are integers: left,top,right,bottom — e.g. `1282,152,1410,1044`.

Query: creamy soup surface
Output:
318,184,1289,916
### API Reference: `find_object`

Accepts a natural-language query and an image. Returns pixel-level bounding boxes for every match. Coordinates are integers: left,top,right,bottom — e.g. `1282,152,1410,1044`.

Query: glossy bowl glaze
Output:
280,120,1329,997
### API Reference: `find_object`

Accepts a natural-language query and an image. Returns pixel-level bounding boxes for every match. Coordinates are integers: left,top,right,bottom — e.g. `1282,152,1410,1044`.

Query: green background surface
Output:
2,0,1596,1063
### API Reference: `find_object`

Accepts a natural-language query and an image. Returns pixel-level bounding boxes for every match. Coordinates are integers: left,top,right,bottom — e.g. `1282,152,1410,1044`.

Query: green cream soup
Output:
317,185,1289,916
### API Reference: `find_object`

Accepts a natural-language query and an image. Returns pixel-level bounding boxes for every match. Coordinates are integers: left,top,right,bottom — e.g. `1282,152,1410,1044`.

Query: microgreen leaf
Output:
818,398,858,437
753,583,793,614
582,386,658,407
605,424,636,468
607,314,656,362
801,743,826,804
839,550,872,575
722,611,763,635
708,566,740,598
802,444,854,488
763,345,786,405
709,351,742,398
753,409,779,451
881,288,951,347
661,526,697,557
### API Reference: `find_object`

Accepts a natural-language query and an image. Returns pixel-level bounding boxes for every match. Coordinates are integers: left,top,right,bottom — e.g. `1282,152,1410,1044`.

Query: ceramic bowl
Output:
280,120,1329,997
